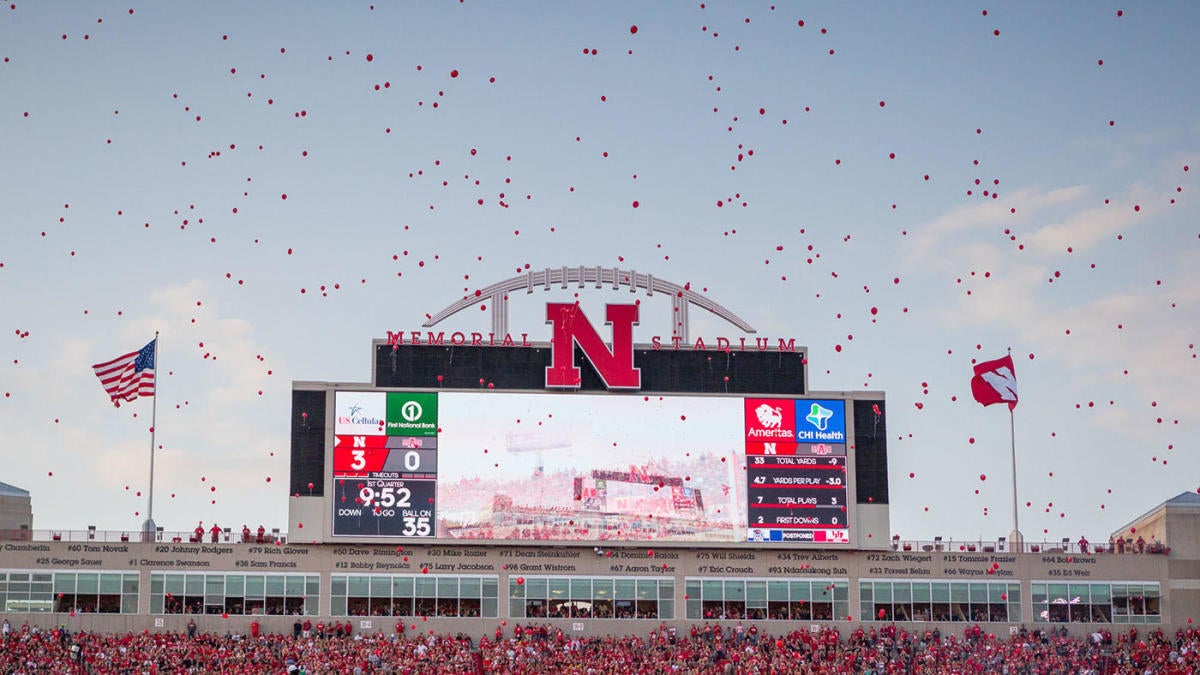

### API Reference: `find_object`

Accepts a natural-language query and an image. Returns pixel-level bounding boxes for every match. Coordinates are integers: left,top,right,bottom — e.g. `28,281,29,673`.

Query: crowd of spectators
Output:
2,618,1198,674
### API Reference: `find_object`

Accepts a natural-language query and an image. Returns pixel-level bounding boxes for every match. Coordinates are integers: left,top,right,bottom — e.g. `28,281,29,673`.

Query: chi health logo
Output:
400,400,423,422
805,403,833,431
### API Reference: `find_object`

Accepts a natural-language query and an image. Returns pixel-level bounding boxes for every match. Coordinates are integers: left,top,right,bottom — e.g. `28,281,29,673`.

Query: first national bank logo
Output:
399,400,423,422
385,393,438,437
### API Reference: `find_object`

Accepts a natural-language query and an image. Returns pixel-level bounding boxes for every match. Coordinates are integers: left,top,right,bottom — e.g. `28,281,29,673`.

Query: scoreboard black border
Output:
374,343,808,395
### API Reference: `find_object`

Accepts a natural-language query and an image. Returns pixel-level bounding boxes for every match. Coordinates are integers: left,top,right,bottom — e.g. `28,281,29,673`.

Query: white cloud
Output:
907,185,1089,263
1024,186,1161,255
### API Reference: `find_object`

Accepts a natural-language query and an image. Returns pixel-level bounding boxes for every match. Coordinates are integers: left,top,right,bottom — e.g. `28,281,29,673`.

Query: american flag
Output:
92,339,156,406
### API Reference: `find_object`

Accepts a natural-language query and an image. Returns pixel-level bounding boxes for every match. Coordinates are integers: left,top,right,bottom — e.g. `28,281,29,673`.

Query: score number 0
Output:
349,449,422,471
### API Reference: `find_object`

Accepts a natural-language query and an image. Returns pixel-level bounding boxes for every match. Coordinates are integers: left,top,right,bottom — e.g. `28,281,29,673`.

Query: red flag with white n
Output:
971,355,1018,410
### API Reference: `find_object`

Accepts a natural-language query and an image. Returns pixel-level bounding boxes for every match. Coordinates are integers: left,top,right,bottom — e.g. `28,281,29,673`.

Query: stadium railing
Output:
0,528,289,545
0,530,1167,555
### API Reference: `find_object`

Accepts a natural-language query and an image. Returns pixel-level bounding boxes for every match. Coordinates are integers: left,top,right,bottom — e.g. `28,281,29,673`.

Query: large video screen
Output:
330,391,851,544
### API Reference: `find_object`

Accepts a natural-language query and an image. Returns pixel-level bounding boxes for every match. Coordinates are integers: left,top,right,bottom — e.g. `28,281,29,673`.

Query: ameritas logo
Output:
385,392,438,437
744,398,796,440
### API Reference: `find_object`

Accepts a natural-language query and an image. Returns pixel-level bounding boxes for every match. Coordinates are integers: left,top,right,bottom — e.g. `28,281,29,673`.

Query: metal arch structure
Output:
422,265,757,343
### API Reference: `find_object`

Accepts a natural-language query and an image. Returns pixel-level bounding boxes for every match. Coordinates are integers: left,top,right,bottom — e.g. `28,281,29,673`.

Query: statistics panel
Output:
744,399,850,544
331,392,439,537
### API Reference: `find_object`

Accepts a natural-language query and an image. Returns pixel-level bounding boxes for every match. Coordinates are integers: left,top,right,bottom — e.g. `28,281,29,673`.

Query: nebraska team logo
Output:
545,302,641,389
745,441,800,456
970,355,1018,410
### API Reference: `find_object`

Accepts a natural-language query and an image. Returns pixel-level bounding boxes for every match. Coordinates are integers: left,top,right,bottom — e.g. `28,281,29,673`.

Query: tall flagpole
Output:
1007,346,1023,552
143,331,160,542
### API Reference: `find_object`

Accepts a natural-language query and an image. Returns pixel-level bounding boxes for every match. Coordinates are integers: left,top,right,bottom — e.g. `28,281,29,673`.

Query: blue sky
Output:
1,2,1196,544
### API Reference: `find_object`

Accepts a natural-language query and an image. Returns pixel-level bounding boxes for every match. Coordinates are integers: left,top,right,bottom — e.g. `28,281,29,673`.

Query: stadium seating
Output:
1,622,1196,673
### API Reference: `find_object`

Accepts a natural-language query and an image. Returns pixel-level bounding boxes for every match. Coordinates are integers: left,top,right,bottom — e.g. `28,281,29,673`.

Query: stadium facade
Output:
1,268,1194,636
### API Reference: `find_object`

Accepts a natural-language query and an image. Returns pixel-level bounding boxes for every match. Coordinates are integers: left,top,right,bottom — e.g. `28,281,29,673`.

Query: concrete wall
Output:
0,494,33,534
0,539,1185,636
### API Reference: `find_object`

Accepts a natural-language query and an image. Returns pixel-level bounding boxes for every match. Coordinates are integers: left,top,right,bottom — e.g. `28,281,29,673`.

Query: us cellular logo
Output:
338,403,382,427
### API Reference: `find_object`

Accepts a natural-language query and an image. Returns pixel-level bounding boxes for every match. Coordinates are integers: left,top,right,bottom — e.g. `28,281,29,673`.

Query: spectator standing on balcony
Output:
257,525,266,543
193,522,204,543
242,525,251,543
1136,535,1146,553
1078,536,1089,554
210,523,221,543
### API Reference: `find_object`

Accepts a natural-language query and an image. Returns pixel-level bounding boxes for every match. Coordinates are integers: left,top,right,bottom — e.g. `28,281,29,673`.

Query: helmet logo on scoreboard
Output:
400,400,423,422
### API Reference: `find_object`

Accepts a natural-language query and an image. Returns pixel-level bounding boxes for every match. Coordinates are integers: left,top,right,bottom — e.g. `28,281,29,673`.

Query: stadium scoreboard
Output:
320,388,865,546
290,296,889,549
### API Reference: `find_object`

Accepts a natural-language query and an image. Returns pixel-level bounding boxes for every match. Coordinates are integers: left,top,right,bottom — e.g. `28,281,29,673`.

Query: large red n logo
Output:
545,302,641,389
